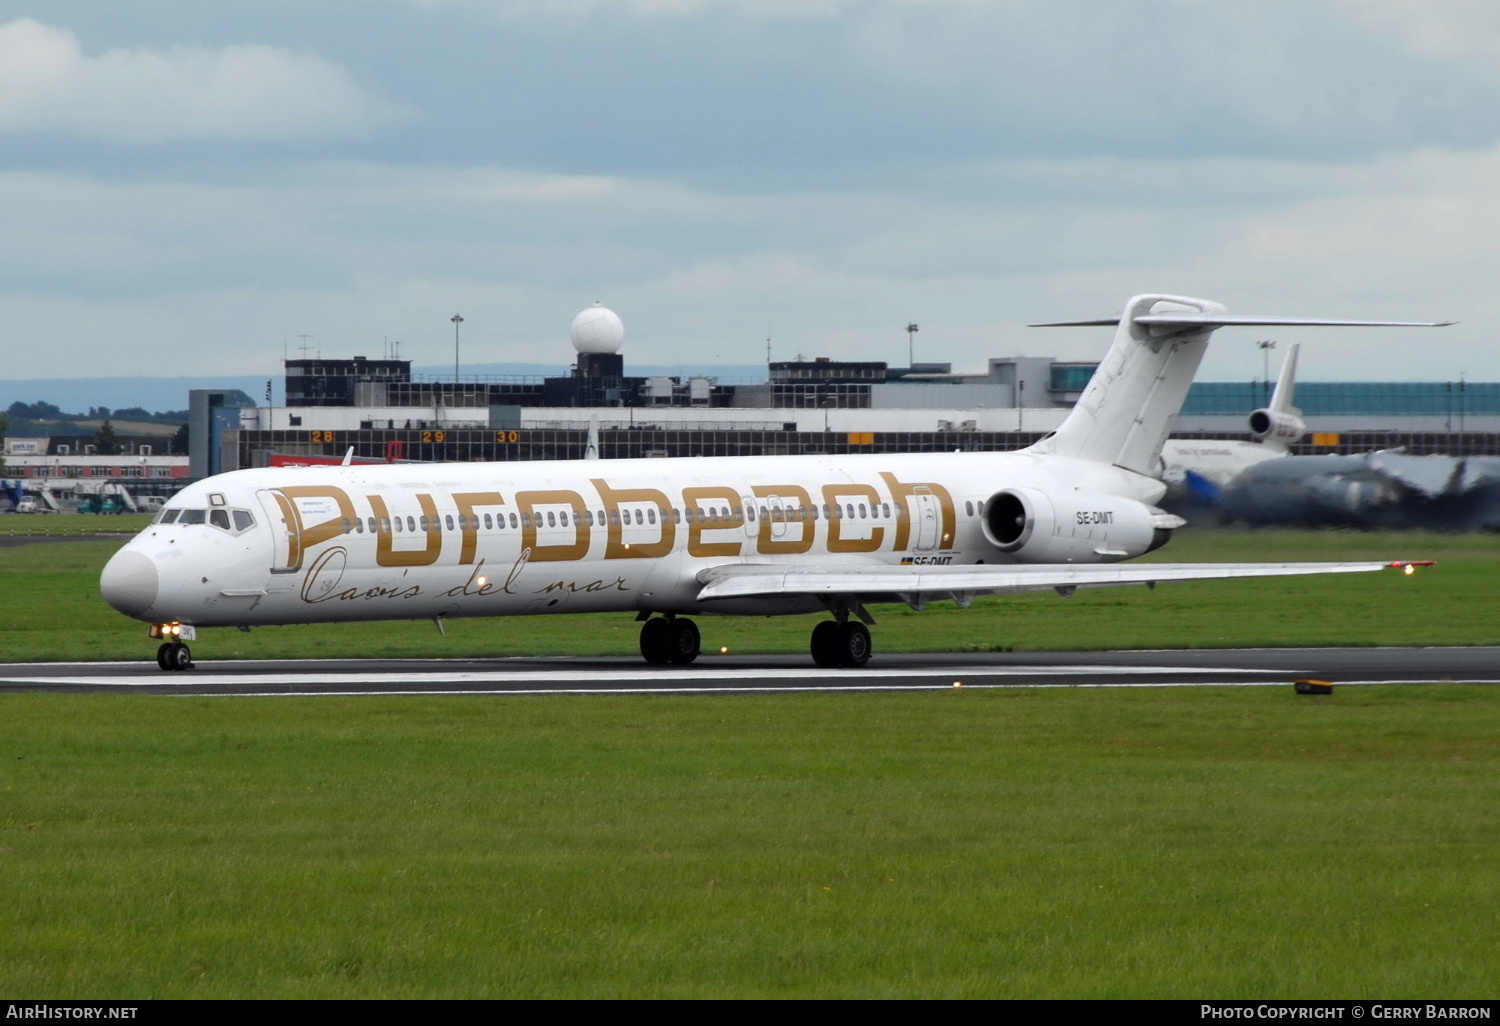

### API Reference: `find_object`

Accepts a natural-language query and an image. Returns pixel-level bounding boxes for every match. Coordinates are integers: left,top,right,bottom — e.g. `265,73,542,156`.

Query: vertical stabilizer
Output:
1028,294,1221,476
584,416,601,460
1267,343,1300,415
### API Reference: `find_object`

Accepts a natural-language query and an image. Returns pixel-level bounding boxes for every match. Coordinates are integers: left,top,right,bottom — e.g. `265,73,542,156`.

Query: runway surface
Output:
1,648,1495,697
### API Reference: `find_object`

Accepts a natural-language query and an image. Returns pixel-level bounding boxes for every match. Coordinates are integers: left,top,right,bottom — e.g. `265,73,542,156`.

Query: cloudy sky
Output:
2,0,1496,387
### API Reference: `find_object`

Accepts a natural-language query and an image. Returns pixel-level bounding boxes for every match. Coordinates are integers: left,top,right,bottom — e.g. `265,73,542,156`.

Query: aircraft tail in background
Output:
1249,343,1304,448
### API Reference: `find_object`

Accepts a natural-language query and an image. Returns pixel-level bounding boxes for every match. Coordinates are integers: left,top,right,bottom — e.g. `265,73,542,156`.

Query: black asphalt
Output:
0,648,1494,697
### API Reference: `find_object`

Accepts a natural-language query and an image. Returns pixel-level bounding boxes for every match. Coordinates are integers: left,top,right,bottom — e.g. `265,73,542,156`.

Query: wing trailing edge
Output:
696,560,1431,603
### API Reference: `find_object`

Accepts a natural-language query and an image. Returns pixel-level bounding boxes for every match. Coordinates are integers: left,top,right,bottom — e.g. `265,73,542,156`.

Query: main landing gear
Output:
810,620,872,668
640,616,702,665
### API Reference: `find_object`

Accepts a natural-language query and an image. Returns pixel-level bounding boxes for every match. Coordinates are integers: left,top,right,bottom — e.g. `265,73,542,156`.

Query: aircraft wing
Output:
695,560,1428,603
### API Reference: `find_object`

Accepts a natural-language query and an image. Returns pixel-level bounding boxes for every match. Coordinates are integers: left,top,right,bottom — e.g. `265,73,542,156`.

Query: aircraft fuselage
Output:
101,449,1163,629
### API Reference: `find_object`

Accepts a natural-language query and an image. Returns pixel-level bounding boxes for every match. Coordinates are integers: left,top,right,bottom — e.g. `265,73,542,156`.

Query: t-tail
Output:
1026,294,1451,476
1248,343,1303,448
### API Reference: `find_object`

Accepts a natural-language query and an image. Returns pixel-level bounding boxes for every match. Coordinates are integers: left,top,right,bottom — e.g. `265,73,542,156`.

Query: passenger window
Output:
522,512,533,528
446,515,455,531
341,517,352,534
406,517,416,533
367,517,377,534
394,518,403,533
210,509,231,530
482,514,492,530
509,512,519,529
647,509,657,525
546,511,556,527
380,517,390,533
419,516,429,532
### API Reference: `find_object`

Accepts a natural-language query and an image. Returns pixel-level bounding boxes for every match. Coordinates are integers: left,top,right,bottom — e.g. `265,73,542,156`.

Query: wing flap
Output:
696,561,1427,602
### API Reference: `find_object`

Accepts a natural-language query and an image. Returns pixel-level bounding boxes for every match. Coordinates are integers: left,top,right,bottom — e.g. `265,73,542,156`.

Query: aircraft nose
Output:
101,550,159,619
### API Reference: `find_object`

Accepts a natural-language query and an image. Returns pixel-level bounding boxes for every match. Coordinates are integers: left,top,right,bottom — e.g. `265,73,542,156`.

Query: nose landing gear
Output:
149,622,197,672
156,642,193,671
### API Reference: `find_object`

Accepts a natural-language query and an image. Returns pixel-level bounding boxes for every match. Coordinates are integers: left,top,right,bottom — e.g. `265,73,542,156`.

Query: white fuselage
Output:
101,449,1164,629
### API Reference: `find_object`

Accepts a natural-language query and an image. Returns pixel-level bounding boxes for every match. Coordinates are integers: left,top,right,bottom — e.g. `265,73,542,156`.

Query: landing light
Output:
475,576,487,586
1404,564,1415,576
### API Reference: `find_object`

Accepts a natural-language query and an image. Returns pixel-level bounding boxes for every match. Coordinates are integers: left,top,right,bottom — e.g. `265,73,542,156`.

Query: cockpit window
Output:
233,510,254,531
158,509,180,524
209,509,231,531
179,509,207,525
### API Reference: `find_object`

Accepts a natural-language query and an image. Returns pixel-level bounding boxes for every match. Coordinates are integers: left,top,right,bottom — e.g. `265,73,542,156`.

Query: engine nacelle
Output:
1248,408,1306,446
981,487,1179,563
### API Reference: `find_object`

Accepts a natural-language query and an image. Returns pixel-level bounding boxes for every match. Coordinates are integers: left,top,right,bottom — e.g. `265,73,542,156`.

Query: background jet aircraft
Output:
1159,343,1303,517
1218,450,1500,531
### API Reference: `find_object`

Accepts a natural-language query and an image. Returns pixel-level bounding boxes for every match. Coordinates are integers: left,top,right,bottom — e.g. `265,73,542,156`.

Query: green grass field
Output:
2,527,1497,997
0,513,151,537
3,686,1496,998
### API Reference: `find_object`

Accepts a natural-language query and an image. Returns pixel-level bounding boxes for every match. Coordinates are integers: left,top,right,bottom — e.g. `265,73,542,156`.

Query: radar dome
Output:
570,302,625,355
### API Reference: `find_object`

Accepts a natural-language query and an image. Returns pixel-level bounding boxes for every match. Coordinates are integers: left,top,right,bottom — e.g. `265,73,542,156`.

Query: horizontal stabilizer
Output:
1033,314,1455,329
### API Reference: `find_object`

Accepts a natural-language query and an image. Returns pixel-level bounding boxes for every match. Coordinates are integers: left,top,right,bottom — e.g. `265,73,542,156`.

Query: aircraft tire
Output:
169,643,193,671
836,622,871,668
639,617,672,665
666,618,700,665
156,643,173,671
810,621,842,668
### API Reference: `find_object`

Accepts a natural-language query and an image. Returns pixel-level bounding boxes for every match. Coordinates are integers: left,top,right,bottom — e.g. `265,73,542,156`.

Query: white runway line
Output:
158,679,1500,697
5,663,1266,688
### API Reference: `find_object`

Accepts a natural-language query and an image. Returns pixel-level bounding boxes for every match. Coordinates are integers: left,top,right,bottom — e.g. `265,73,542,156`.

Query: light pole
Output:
906,323,919,368
451,314,464,386
1257,340,1276,404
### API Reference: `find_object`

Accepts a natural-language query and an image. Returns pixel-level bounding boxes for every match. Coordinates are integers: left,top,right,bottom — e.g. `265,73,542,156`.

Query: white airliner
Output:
100,294,1445,671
